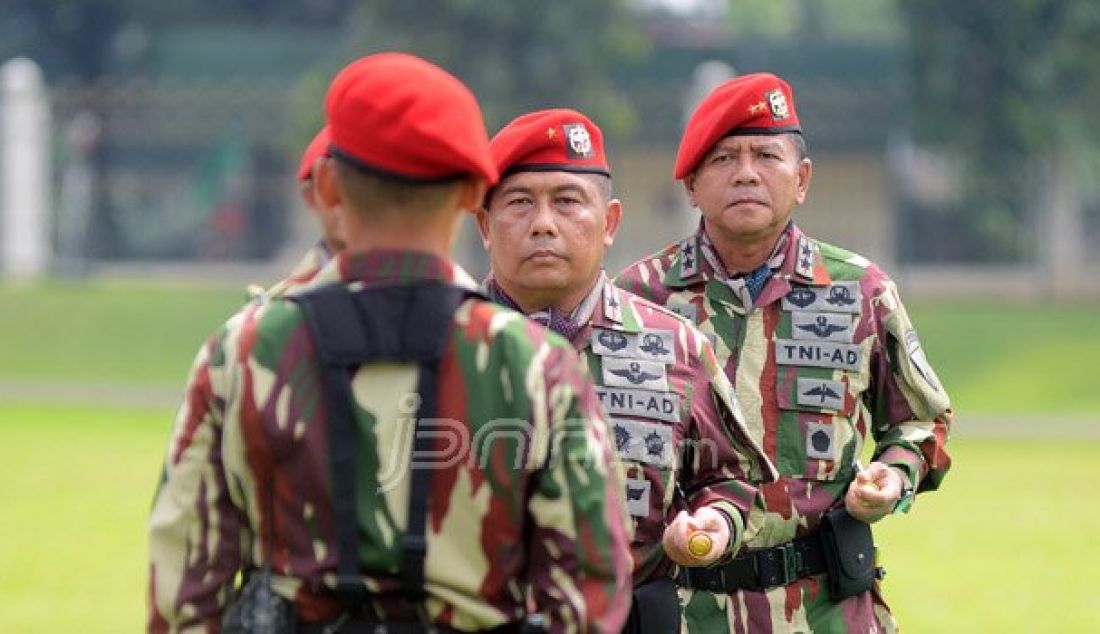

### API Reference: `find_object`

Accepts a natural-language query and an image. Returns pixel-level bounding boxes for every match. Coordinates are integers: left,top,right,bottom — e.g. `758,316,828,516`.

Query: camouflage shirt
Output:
486,274,777,587
617,223,952,633
148,249,633,633
255,241,333,303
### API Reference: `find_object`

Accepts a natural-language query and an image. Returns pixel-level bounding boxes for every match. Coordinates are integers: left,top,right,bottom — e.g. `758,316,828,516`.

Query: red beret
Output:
324,52,498,185
490,108,609,178
674,72,801,179
296,126,330,182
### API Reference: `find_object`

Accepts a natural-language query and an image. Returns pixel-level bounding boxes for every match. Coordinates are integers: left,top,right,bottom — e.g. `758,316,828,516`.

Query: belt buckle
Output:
753,542,803,589
778,542,802,587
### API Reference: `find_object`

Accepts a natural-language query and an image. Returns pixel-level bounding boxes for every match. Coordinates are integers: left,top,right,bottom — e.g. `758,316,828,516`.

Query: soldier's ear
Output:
314,157,342,210
475,206,492,250
682,175,697,208
603,198,623,248
456,177,488,215
795,157,813,205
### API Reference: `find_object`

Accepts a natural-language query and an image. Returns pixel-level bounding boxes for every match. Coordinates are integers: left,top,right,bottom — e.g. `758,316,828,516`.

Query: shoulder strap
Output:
291,282,476,609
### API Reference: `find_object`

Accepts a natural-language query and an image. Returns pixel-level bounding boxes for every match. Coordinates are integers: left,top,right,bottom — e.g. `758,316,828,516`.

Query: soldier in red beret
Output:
477,108,778,634
243,126,346,302
617,73,953,633
149,53,633,634
292,126,343,274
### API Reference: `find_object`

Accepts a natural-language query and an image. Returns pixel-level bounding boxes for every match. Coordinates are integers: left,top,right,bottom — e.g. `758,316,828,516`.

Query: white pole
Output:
2,57,51,279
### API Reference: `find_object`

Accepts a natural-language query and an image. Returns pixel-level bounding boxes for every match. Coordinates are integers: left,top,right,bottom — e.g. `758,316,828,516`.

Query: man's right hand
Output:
662,507,730,567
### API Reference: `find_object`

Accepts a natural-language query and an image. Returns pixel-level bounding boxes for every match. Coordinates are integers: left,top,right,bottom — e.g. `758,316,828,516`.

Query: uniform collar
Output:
776,223,832,287
480,271,617,347
663,221,832,290
304,248,476,290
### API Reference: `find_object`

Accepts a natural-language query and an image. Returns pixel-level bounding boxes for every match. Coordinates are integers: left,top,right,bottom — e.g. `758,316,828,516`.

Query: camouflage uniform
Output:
257,241,333,302
617,223,953,633
148,249,633,633
487,273,776,587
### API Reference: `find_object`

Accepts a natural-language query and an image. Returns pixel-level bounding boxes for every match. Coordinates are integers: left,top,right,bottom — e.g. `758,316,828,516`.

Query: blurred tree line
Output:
900,0,1100,263
2,0,1098,266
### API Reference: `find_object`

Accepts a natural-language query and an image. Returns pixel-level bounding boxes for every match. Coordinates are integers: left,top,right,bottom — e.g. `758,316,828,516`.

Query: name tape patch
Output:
595,386,680,423
775,339,862,371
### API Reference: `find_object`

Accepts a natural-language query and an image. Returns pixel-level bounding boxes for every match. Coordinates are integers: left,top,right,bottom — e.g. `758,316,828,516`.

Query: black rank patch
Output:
805,422,835,460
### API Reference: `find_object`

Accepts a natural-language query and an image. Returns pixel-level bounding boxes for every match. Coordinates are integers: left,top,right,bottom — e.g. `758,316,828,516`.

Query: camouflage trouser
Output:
679,579,898,634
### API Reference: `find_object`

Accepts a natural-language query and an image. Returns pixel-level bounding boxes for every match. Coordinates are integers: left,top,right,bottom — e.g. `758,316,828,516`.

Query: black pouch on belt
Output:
621,576,681,634
222,567,298,634
819,507,877,600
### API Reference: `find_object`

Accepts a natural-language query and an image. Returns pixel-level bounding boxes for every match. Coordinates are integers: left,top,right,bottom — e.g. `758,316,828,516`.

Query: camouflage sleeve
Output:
679,331,769,555
613,261,666,304
525,346,632,634
147,329,247,632
867,276,953,508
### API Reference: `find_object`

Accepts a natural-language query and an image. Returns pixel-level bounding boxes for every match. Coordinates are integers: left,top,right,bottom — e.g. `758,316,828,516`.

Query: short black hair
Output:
333,156,464,215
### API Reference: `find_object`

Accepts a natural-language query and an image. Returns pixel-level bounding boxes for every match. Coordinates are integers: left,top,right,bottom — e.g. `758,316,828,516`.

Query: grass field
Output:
2,282,1098,414
2,402,1097,632
1,282,1098,631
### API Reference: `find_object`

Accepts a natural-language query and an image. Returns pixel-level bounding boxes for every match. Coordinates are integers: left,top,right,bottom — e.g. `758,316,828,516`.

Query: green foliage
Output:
898,0,1100,261
347,0,650,136
727,0,901,42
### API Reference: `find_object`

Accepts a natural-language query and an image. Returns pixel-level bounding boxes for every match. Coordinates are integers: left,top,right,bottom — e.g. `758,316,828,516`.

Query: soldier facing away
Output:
476,108,777,634
617,72,953,632
254,125,345,301
148,53,633,633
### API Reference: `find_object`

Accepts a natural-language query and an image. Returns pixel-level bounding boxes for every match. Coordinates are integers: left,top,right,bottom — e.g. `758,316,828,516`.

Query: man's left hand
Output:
844,462,903,524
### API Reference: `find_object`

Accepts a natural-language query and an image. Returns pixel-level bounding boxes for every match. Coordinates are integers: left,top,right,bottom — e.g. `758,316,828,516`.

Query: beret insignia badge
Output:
766,88,790,121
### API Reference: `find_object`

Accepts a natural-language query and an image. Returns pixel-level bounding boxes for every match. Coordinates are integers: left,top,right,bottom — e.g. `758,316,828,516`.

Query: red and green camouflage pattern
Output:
251,241,333,303
616,223,953,633
507,276,778,588
148,249,633,633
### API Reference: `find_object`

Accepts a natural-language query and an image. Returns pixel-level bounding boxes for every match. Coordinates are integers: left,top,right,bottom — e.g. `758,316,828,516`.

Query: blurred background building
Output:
2,0,1098,298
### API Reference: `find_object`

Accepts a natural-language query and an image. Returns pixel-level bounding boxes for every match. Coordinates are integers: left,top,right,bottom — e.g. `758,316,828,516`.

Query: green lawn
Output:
1,402,1097,632
2,283,1096,415
0,281,244,386
909,300,1100,414
876,438,1100,631
1,282,1094,630
0,404,169,633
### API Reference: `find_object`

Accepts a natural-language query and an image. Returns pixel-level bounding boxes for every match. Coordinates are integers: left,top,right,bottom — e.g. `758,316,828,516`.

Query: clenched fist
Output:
844,461,904,524
662,506,730,567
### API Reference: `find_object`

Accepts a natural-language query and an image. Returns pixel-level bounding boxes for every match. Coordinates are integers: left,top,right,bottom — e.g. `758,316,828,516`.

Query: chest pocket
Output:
773,302,867,481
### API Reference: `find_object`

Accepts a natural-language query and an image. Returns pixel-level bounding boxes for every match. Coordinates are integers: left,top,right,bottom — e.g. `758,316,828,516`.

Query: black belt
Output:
678,532,827,593
300,614,528,634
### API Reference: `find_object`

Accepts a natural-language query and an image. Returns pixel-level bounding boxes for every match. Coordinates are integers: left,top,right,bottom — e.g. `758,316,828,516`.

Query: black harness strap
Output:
292,282,473,610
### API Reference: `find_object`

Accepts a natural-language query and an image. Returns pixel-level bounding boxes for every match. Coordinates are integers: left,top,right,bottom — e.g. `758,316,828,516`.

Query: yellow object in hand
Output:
687,532,713,558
